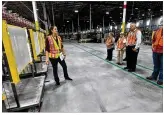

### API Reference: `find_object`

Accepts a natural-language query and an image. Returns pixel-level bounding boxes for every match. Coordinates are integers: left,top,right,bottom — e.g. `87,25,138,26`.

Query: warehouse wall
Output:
134,15,163,28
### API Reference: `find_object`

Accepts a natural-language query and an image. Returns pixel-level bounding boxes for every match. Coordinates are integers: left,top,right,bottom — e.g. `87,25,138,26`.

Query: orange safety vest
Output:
152,27,163,47
117,37,126,49
106,37,114,48
47,35,62,58
127,29,138,45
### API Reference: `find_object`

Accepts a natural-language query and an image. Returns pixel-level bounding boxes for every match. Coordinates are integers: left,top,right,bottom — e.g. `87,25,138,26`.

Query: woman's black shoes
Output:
56,82,60,86
65,77,73,81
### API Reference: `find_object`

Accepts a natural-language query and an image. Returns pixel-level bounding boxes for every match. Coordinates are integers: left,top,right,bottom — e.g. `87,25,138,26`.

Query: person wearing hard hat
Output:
105,32,115,61
146,27,163,85
124,23,142,72
45,26,73,86
116,32,126,65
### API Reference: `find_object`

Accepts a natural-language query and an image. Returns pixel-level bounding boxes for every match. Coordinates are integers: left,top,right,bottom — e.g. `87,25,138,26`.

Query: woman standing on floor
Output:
105,32,115,61
45,26,73,86
116,32,127,65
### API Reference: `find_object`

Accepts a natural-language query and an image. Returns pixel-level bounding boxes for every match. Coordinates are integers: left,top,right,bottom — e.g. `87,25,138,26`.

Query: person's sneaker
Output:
65,77,73,81
157,81,163,85
146,76,157,80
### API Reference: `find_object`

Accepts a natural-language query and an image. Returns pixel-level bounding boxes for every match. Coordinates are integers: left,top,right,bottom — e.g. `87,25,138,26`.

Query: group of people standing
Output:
105,23,163,85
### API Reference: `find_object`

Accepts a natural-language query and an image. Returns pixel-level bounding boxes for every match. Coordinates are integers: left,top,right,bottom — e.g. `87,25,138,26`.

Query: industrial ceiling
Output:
3,1,163,32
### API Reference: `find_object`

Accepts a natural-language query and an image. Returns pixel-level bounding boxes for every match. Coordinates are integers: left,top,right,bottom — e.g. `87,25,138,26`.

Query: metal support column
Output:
32,1,39,31
42,3,49,35
78,13,79,32
122,1,127,33
52,3,55,25
47,16,51,28
90,4,92,31
72,20,74,33
103,16,104,34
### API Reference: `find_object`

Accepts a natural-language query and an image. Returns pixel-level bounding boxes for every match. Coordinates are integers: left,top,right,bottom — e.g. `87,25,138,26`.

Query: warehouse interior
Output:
1,0,163,113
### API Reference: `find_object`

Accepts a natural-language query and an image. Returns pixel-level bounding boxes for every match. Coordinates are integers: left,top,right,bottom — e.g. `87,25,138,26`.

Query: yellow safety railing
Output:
29,29,39,61
2,20,20,84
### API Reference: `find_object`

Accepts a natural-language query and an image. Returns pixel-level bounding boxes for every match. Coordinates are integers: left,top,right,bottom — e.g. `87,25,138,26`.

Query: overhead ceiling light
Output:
142,14,145,16
75,10,78,13
106,12,109,15
120,13,122,14
111,20,113,21
160,10,163,12
110,17,112,18
135,8,138,10
36,9,39,11
67,21,69,22
119,6,122,8
131,14,134,15
87,21,89,22
148,9,151,11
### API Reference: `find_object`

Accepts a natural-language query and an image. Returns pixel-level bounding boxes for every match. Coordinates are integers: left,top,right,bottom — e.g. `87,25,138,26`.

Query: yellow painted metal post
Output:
2,20,20,84
38,32,42,53
42,33,45,50
29,29,38,60
2,93,6,101
41,33,44,51
32,1,40,31
122,1,127,33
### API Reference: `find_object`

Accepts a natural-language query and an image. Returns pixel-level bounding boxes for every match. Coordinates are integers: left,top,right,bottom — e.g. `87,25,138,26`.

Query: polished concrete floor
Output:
41,41,163,113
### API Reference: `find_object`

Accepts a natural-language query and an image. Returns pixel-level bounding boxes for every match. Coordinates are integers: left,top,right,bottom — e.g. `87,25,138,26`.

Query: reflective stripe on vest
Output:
49,36,61,58
117,37,125,49
127,30,138,45
153,27,163,47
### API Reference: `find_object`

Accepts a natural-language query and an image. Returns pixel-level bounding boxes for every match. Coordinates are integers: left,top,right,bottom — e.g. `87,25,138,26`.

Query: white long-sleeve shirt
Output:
127,29,142,49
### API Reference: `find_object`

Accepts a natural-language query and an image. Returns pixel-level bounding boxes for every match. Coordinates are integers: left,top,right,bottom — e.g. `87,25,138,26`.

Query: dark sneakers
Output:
117,63,122,65
146,76,157,80
157,81,163,85
146,76,163,85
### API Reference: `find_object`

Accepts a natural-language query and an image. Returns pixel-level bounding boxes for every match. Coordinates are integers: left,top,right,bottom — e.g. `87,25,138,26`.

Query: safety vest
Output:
127,29,138,45
153,27,163,47
106,37,114,48
47,35,62,58
152,27,163,53
117,37,126,49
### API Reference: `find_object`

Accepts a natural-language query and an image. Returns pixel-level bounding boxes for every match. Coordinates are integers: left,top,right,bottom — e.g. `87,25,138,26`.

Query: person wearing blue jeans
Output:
147,27,163,85
151,53,163,82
